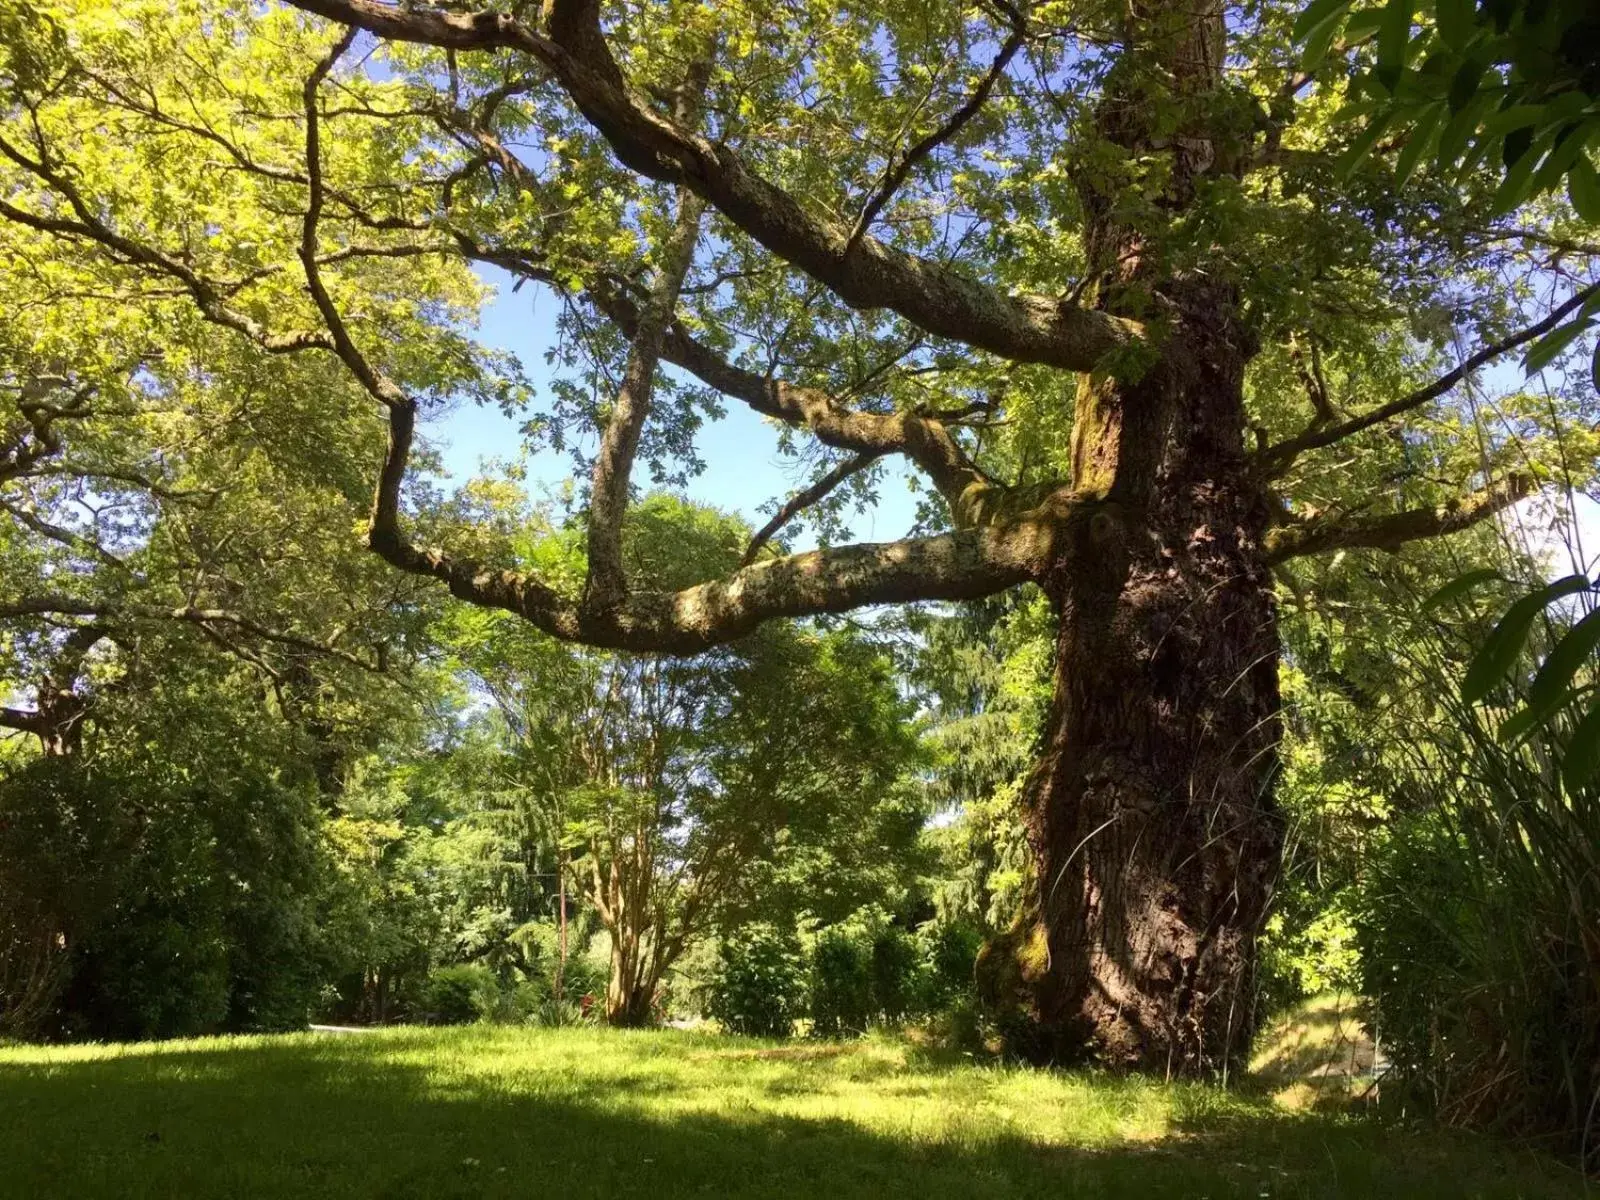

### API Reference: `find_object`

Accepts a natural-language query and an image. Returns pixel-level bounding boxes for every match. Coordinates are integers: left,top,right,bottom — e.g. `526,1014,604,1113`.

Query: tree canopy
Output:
2,0,1595,1074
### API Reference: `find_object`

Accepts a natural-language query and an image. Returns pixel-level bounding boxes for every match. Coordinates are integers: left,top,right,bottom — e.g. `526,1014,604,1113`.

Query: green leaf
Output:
1530,119,1599,196
1559,701,1600,794
1422,567,1503,611
1497,693,1576,743
1293,0,1355,42
1522,316,1590,375
1377,0,1415,75
1434,0,1475,49
1462,575,1592,704
1502,124,1535,166
1338,111,1396,176
1529,604,1600,710
1437,90,1491,167
1489,141,1540,213
1480,105,1547,135
1446,58,1485,112
1570,158,1600,223
1395,102,1444,183
1301,9,1349,69
1344,6,1389,40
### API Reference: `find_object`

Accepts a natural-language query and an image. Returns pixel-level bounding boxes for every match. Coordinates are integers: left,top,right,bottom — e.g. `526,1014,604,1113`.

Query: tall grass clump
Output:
1360,603,1599,1171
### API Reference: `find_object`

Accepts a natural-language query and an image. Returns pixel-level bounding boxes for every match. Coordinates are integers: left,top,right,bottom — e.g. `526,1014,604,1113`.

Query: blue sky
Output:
428,265,922,551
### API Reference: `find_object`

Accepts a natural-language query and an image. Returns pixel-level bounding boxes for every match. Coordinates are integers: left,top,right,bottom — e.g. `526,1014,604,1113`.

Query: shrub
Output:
418,964,499,1025
918,918,982,1009
808,912,941,1036
869,926,922,1025
1,759,324,1041
706,924,805,1038
808,926,873,1037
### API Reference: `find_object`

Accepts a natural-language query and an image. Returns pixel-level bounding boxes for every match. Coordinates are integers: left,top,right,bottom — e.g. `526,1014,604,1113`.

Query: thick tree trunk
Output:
606,978,655,1027
986,274,1283,1074
990,0,1281,1076
604,926,661,1026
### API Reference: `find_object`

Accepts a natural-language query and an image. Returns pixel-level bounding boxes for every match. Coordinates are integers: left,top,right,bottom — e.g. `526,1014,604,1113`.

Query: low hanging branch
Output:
279,31,1066,654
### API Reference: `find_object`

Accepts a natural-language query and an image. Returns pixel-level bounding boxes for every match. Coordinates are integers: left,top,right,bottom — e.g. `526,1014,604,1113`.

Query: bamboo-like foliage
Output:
1361,593,1600,1170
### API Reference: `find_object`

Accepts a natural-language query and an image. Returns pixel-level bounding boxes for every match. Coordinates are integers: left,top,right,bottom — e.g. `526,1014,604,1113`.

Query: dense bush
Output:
706,925,806,1037
869,927,920,1025
807,912,959,1037
417,964,500,1025
0,759,326,1040
707,913,981,1041
917,918,982,1009
807,926,874,1036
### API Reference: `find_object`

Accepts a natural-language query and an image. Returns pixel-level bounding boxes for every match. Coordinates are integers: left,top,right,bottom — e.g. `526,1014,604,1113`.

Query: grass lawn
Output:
0,1025,1586,1199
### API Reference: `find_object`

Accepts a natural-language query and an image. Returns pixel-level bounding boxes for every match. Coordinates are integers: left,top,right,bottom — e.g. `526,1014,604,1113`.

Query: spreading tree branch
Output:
283,0,1139,370
845,4,1028,253
1,375,95,484
0,134,335,357
0,595,380,671
1264,473,1532,563
1260,282,1600,476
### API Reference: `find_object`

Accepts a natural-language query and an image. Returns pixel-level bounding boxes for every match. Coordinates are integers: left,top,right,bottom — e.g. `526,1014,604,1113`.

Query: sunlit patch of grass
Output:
0,1025,1585,1198
1251,992,1382,1111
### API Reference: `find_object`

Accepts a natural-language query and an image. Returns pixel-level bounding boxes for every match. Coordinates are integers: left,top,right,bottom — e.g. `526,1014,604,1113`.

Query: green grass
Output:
0,1026,1586,1198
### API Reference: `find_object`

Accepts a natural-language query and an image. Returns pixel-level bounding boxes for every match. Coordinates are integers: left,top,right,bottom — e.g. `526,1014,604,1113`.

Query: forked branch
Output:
845,3,1028,253
584,63,710,615
741,451,883,566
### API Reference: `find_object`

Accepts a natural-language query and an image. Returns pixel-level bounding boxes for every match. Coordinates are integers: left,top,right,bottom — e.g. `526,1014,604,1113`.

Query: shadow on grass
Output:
0,1033,1582,1200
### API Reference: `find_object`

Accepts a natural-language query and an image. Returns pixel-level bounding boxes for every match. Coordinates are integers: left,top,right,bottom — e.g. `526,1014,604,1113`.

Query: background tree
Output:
2,0,1594,1071
450,493,926,1024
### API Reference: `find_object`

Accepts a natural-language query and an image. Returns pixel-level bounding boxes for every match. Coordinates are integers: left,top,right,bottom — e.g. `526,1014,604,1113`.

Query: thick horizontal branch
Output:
284,0,1139,371
1264,474,1532,564
466,236,1008,524
1260,283,1600,475
370,401,1074,653
0,706,63,739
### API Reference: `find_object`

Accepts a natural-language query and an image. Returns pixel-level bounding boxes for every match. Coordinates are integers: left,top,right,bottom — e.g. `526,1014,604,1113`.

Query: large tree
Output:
2,0,1593,1071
